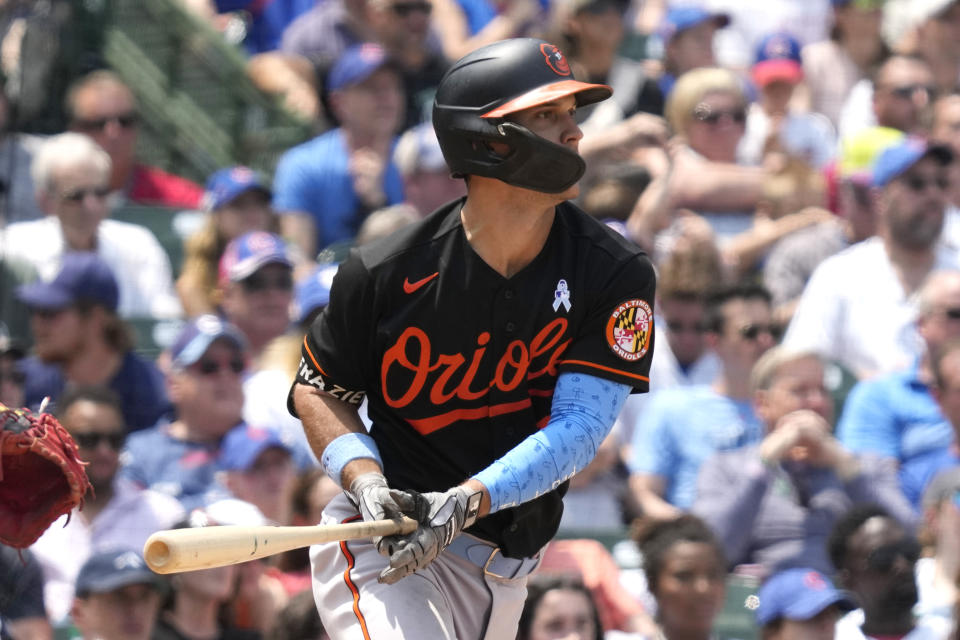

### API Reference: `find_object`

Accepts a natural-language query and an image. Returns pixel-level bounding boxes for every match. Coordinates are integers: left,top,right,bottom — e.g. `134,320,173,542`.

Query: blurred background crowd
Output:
4,0,960,639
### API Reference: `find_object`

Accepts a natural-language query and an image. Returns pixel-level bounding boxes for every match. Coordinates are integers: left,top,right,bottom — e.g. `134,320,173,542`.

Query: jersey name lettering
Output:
298,358,366,405
381,318,571,412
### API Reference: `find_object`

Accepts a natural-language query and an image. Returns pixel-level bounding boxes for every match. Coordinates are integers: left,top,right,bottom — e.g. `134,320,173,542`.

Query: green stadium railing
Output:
90,0,315,184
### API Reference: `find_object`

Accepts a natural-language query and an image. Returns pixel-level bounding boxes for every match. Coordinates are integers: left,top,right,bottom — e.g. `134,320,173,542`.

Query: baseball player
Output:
289,37,656,639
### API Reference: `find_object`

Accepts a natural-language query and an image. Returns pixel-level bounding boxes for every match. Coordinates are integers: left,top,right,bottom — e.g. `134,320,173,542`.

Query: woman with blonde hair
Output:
176,166,279,316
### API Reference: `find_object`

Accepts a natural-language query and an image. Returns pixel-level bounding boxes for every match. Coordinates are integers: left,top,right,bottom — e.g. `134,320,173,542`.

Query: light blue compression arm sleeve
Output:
472,372,632,513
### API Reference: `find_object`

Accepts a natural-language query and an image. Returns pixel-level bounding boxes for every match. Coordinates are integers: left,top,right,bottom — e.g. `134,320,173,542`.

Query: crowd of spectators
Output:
6,0,960,639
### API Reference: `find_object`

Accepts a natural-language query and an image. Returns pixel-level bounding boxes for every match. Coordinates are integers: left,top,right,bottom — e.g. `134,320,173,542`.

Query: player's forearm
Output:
292,383,382,486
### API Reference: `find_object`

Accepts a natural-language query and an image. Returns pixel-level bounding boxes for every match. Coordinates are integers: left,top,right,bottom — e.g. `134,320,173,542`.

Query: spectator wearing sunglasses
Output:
627,67,769,251
16,252,174,432
30,386,185,625
627,283,774,520
65,70,203,209
838,55,937,146
0,132,183,319
837,271,960,512
693,347,914,579
829,505,946,640
119,314,249,510
783,138,958,381
219,231,295,364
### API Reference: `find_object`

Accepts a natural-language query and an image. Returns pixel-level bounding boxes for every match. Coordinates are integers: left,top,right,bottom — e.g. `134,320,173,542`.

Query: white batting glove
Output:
347,472,417,556
378,486,482,584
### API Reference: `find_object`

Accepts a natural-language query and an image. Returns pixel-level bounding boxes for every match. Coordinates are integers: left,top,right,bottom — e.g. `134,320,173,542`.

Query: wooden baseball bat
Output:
143,516,418,574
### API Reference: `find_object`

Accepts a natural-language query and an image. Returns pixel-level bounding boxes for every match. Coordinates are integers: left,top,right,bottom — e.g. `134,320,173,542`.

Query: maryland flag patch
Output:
606,299,653,361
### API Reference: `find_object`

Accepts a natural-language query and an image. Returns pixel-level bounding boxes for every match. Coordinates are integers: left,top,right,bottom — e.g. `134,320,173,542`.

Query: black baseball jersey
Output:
292,198,655,557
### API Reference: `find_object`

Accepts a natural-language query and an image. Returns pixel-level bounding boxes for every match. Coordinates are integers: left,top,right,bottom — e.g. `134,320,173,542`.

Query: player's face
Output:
223,263,293,342
73,584,161,640
769,607,842,640
757,356,833,427
62,399,126,491
879,157,948,251
528,588,598,640
653,541,726,636
505,95,585,200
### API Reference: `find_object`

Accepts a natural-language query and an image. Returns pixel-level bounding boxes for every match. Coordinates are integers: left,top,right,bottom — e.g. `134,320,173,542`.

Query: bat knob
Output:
143,536,172,573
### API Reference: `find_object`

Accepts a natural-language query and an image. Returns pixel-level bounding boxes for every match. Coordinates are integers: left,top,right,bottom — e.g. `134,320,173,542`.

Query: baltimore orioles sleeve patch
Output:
606,299,653,362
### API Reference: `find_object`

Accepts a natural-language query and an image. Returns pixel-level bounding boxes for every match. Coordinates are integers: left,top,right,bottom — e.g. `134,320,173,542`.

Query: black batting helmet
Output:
432,38,612,193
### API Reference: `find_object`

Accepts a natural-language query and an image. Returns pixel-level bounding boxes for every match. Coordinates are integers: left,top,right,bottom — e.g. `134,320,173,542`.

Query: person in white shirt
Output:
783,137,958,380
0,132,181,318
30,386,184,625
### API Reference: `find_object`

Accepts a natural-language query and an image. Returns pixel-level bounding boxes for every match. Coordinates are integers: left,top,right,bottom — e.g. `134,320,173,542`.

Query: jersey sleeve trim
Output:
559,359,650,382
303,335,329,377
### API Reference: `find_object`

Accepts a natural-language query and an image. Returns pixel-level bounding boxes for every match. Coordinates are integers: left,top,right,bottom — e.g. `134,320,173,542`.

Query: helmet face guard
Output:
432,39,612,194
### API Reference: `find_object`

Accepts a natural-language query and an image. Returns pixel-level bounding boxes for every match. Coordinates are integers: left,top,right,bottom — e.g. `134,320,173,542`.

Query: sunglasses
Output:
61,186,111,204
73,432,126,450
940,307,960,320
391,1,432,15
887,84,937,100
241,271,294,293
864,538,921,573
692,104,746,126
73,112,140,132
196,357,245,376
902,174,950,193
738,323,781,341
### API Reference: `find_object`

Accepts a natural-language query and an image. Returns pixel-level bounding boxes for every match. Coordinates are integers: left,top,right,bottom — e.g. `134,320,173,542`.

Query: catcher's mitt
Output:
0,402,92,548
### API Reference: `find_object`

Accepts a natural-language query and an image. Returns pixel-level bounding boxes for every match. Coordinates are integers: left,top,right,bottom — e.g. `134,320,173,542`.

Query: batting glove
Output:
347,472,417,556
378,486,482,584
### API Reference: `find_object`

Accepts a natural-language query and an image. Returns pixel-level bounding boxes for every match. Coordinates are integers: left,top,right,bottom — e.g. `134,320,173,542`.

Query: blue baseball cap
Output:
203,166,271,212
327,43,396,92
17,252,119,312
756,569,856,626
219,423,292,472
752,32,803,87
293,263,339,325
169,314,246,370
659,6,729,42
75,549,164,596
219,231,293,283
871,137,954,187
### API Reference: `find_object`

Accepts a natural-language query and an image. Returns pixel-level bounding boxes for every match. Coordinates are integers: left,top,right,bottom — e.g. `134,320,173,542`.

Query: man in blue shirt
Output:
274,43,405,258
628,283,774,518
837,269,960,508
